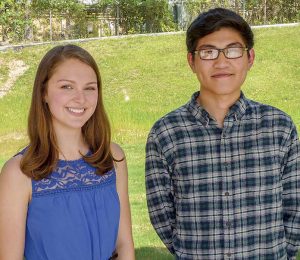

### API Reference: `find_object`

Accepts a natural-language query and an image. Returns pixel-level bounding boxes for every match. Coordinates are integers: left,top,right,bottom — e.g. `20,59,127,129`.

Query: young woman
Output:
0,45,135,260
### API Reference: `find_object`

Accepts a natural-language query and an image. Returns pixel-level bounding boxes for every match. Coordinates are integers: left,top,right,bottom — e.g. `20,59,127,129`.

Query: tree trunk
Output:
24,2,32,41
234,0,239,12
49,9,53,41
66,17,70,39
264,0,267,24
1,25,3,42
115,4,120,36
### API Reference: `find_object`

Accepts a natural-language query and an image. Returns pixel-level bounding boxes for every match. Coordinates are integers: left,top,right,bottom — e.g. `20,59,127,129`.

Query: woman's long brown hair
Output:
20,44,114,180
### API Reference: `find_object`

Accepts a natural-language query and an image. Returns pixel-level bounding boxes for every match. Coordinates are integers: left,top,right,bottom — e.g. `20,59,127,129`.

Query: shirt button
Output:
226,221,231,228
226,252,232,257
225,192,230,196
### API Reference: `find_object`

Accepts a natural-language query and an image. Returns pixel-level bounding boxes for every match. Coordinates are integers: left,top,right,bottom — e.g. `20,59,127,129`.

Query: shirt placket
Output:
220,121,235,259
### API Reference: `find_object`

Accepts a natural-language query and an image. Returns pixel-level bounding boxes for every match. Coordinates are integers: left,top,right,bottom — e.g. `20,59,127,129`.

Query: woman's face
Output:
44,58,98,133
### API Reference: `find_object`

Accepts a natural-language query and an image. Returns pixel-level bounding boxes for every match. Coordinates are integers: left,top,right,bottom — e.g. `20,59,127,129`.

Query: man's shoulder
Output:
246,98,293,122
150,104,189,134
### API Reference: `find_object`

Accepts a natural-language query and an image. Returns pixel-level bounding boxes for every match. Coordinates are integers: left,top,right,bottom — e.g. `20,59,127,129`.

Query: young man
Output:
145,8,299,259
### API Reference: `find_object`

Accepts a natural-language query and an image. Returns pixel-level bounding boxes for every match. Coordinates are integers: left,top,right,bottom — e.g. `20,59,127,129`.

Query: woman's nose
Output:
73,90,86,103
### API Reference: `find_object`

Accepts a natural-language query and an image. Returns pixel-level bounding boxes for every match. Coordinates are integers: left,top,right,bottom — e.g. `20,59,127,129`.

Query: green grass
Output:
0,26,300,259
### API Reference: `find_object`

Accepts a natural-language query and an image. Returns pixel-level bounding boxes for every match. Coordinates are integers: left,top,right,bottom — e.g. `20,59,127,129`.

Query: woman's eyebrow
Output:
57,79,75,83
56,79,97,85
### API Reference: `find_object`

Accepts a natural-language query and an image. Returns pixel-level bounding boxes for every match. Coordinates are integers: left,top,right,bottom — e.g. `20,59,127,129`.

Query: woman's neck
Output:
54,127,88,160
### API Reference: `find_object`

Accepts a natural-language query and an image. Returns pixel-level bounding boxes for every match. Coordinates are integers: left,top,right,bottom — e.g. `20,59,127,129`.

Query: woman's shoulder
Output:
110,143,127,175
1,154,23,176
110,142,125,161
0,155,31,200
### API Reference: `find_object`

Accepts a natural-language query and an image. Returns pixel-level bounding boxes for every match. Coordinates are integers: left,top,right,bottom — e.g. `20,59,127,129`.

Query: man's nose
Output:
214,50,229,67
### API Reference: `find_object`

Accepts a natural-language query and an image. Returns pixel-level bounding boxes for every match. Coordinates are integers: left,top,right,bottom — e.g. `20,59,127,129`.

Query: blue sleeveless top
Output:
23,153,120,260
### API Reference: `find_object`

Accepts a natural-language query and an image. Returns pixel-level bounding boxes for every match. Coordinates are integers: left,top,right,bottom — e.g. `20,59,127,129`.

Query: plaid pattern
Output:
145,91,300,260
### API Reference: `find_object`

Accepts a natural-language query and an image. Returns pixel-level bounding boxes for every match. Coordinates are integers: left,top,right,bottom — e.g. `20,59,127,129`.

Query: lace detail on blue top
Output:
32,157,115,195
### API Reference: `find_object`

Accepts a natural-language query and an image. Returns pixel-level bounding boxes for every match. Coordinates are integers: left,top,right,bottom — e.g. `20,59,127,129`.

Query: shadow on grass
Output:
135,247,173,260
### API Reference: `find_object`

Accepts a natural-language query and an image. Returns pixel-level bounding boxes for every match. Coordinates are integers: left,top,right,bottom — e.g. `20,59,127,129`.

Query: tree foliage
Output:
184,0,300,25
0,0,30,42
0,0,299,44
96,0,175,34
244,0,300,24
31,0,87,39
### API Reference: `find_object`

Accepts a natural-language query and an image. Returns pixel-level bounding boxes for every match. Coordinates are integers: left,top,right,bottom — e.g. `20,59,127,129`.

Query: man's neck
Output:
197,90,241,128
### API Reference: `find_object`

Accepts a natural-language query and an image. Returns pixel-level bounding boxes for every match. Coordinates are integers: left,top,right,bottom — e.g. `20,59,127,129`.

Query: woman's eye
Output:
61,85,72,89
85,86,97,91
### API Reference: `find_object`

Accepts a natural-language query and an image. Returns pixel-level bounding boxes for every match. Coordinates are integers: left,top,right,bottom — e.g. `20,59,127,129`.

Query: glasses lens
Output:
225,47,244,58
199,49,218,60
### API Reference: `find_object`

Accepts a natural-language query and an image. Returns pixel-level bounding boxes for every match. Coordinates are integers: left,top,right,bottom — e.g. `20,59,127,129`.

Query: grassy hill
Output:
0,26,299,259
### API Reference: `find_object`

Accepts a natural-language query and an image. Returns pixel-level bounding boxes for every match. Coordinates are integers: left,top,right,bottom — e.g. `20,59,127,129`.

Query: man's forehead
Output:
195,27,246,48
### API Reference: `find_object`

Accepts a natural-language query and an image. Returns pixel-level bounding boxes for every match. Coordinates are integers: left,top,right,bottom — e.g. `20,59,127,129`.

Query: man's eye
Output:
203,49,214,54
228,47,238,52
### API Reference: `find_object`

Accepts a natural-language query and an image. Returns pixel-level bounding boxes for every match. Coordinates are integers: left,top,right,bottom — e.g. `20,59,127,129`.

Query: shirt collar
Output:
186,91,249,126
227,92,248,120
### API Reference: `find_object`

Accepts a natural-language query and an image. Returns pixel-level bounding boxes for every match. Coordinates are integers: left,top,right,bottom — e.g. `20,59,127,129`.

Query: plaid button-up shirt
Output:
145,91,300,260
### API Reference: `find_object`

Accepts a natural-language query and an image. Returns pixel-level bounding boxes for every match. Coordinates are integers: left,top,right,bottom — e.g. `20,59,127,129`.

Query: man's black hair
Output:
186,8,254,54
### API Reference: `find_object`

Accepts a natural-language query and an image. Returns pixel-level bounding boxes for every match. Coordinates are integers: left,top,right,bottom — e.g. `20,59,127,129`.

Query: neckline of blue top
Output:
57,150,92,164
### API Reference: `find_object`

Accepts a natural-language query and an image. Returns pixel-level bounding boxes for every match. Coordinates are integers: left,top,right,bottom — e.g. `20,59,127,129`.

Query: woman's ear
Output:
44,94,48,104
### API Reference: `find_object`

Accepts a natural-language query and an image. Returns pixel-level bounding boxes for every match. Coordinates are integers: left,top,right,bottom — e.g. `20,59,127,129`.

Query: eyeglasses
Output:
194,47,248,60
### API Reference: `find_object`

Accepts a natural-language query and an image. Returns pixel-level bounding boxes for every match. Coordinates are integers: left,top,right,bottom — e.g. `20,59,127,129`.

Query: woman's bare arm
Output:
111,143,135,260
0,155,31,260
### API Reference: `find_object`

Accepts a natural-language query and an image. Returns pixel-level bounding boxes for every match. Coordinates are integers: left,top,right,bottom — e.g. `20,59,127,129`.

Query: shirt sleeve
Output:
145,128,175,254
281,124,300,259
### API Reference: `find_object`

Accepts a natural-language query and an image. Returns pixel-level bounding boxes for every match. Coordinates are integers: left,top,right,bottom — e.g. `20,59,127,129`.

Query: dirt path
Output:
0,60,29,99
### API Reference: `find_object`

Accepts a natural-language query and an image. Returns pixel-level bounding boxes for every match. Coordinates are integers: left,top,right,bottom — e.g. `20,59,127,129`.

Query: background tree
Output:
96,0,175,34
184,0,299,25
0,0,299,44
139,0,175,33
0,0,31,43
31,0,87,40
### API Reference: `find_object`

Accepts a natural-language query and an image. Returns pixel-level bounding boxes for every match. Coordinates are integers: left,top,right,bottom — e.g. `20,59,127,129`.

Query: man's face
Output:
187,27,255,98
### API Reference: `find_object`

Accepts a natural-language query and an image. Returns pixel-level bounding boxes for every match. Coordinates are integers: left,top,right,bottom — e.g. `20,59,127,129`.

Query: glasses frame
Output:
194,46,249,60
